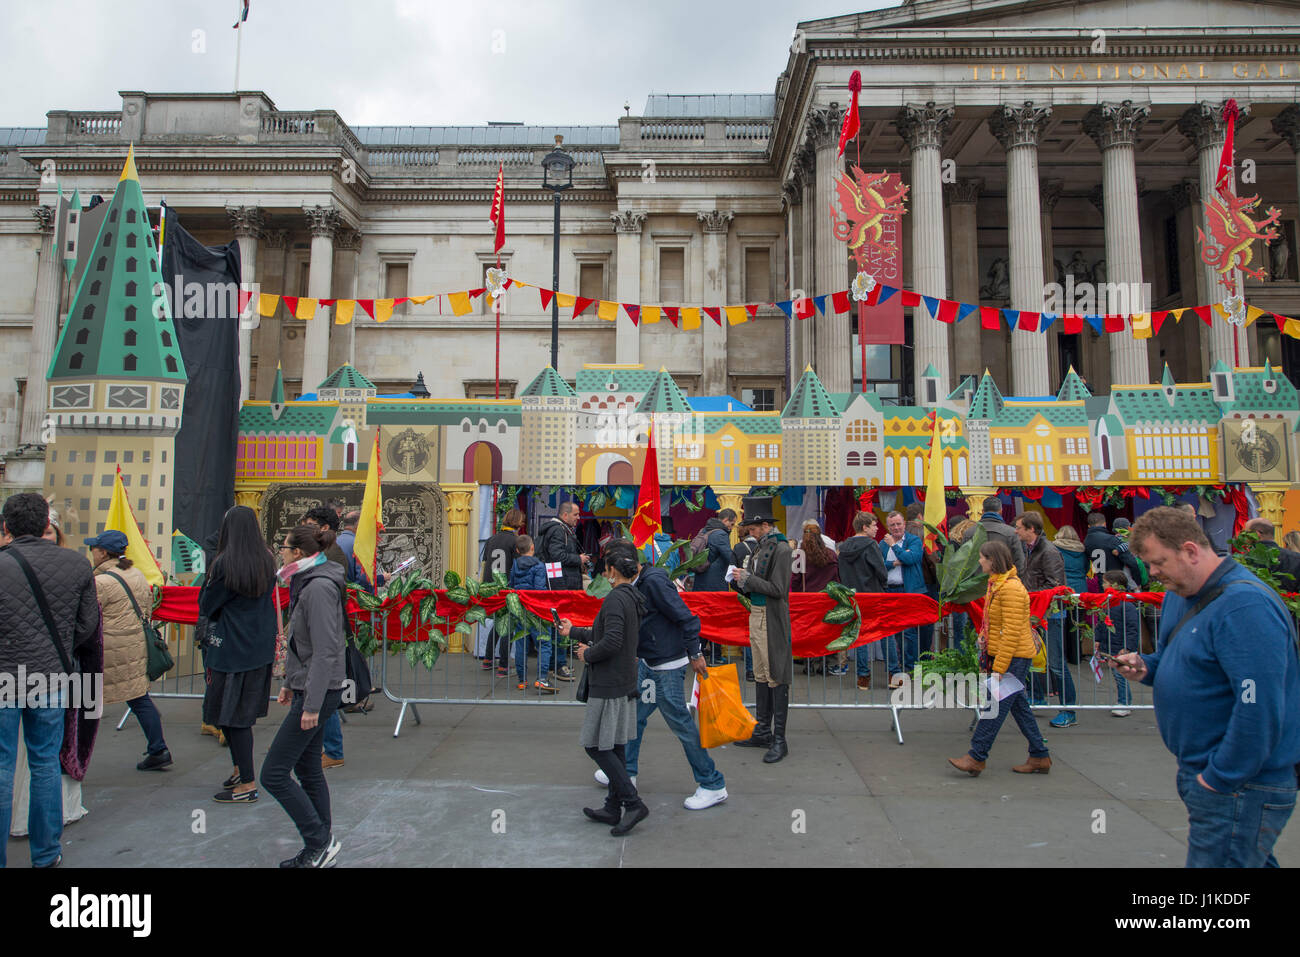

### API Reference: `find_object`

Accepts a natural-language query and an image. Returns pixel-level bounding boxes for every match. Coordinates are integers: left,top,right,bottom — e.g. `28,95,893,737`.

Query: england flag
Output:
545,561,563,580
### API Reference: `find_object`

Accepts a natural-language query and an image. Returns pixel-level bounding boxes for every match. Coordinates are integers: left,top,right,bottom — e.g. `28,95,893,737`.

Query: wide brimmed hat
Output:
741,495,778,526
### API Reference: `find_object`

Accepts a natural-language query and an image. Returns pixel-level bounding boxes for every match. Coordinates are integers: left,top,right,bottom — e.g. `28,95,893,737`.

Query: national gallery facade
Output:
3,0,1300,468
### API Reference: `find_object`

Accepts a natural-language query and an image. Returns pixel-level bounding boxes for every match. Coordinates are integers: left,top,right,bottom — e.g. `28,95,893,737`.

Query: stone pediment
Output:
801,0,1300,34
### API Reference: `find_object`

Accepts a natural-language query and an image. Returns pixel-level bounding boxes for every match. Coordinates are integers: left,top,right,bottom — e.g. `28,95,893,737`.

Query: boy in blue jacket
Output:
1099,571,1138,716
508,535,555,694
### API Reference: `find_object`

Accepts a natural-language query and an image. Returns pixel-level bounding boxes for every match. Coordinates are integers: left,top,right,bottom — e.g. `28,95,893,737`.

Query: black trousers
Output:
260,688,343,850
586,744,637,805
223,726,255,784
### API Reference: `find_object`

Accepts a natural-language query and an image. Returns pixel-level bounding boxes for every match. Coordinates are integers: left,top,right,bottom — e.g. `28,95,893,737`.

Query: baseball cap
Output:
83,530,129,554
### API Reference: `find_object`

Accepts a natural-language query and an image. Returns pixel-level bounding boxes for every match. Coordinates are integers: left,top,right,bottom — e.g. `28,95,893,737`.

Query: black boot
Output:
584,788,621,825
763,684,789,763
610,797,649,836
735,682,773,748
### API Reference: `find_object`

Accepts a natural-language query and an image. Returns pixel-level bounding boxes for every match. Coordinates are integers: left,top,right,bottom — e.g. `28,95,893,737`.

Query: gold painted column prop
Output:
442,482,477,653
1251,484,1287,528
961,487,998,521
234,489,262,521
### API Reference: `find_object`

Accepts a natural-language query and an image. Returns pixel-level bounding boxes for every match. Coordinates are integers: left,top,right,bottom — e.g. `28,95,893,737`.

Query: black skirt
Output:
203,664,273,729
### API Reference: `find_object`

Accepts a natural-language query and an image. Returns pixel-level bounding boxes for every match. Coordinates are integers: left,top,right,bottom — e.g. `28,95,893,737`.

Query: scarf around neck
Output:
277,550,326,588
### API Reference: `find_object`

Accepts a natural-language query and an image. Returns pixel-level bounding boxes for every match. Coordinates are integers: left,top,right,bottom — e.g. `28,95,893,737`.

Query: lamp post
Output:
541,135,575,371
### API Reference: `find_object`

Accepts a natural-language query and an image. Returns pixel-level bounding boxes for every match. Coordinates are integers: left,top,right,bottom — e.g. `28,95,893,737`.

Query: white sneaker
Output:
683,786,728,810
320,837,342,868
1110,708,1132,717
593,769,636,787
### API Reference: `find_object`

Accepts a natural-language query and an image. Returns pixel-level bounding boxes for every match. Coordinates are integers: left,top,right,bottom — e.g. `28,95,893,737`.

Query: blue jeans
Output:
127,694,168,755
882,586,920,676
1112,671,1131,707
743,644,753,674
0,691,65,867
624,661,725,791
514,631,552,683
1177,769,1297,867
1043,617,1075,708
552,624,567,669
948,612,971,650
322,710,343,760
968,657,1049,763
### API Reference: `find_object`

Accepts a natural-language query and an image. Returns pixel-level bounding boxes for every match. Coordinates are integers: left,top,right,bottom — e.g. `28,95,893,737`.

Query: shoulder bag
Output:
102,569,174,681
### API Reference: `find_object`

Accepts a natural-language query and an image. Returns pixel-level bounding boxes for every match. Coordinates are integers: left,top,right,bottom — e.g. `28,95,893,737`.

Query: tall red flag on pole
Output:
1215,99,1238,198
837,70,862,157
629,443,662,549
490,163,506,253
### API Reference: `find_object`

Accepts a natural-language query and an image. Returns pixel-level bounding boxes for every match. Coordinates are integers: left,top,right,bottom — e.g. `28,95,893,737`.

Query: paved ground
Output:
8,683,1293,868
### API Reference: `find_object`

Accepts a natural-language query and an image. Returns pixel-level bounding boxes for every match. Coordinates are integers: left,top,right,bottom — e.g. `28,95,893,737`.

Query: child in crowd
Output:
508,535,556,694
1099,570,1137,716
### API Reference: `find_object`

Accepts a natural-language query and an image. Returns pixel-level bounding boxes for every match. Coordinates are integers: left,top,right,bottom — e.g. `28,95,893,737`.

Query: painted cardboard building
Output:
234,359,1300,491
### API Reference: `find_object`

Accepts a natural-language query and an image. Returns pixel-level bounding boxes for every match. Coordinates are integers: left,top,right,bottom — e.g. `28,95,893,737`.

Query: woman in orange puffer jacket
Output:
947,540,1052,777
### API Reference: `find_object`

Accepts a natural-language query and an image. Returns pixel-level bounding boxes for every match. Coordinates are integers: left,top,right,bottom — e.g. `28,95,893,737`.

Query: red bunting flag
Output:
490,162,506,253
900,290,921,307
664,306,680,327
1018,310,1040,332
1062,314,1083,334
1215,99,1239,197
980,306,1001,330
703,306,721,325
1191,305,1212,325
838,71,862,157
573,296,595,317
356,299,374,318
282,296,298,316
745,304,760,318
1151,310,1169,336
623,303,640,325
795,297,815,320
540,288,554,310
1104,314,1126,333
831,290,851,313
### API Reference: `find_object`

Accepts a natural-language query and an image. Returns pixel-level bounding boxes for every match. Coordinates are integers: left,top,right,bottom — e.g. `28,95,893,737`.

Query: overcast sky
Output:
3,1,897,129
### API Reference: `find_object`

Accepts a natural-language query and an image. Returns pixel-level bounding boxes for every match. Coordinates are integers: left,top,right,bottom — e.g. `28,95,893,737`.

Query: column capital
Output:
334,227,363,251
1039,180,1064,213
1167,178,1200,210
697,209,734,233
988,101,1052,151
30,204,56,234
226,205,266,238
896,101,954,152
806,104,844,151
1271,105,1300,152
1087,184,1105,215
795,143,816,187
944,178,983,205
1178,100,1250,151
302,205,341,238
782,178,802,207
610,209,647,233
1083,100,1151,151
263,228,289,250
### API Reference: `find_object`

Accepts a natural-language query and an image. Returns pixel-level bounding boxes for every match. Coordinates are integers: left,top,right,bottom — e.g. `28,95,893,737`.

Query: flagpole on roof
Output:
234,0,244,90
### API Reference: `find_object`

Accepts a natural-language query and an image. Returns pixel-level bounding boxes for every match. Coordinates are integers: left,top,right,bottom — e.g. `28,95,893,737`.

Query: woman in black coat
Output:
558,540,648,836
199,506,279,804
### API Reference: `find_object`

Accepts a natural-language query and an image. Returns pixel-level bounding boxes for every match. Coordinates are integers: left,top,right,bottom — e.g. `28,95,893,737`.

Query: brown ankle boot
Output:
948,755,985,776
1012,755,1052,774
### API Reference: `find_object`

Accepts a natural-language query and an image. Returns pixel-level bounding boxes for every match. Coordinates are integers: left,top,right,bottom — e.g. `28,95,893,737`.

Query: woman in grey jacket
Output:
260,524,347,868
558,540,648,835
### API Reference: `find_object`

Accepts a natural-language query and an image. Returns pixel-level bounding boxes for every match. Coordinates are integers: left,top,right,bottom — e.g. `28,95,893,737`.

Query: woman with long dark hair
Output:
791,519,840,592
558,540,649,836
200,505,279,804
260,524,347,868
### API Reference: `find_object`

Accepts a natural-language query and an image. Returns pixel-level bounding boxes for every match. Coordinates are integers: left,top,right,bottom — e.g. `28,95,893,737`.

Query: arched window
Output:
165,356,178,373
125,257,137,272
846,451,861,467
125,209,137,223
462,420,471,432
498,421,507,434
96,256,107,271
75,328,89,344
884,456,895,485
125,281,137,296
125,233,137,248
89,280,101,296
69,353,83,369
125,305,137,322
160,331,171,346
82,304,94,321
124,354,137,371
102,232,113,246
845,418,878,443
864,451,878,468
124,330,136,346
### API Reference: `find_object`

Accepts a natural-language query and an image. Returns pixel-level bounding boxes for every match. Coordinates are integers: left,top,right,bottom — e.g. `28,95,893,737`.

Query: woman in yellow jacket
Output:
948,540,1052,776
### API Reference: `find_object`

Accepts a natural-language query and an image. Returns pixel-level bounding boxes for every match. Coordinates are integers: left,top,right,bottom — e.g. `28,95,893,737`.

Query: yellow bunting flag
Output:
1169,308,1186,323
555,292,576,309
374,298,396,323
1130,313,1152,339
1246,306,1265,326
597,300,618,321
334,300,356,325
354,432,384,585
641,306,661,325
725,306,748,325
258,293,280,317
682,308,701,330
447,292,473,316
295,297,318,320
104,470,164,588
1284,318,1300,339
408,295,434,305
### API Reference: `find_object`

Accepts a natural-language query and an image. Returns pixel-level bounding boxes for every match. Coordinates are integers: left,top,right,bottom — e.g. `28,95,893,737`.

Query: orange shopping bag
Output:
695,664,757,748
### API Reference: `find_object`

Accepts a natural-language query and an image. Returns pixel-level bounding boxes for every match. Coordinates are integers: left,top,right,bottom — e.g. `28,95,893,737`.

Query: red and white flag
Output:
490,162,506,253
545,561,563,580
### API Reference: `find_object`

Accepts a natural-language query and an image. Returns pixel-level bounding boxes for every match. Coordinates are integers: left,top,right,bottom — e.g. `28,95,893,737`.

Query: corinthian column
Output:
697,209,733,395
1084,101,1152,385
1179,101,1251,367
301,205,340,394
809,106,851,392
227,206,265,402
21,205,60,445
989,101,1052,396
611,209,647,365
897,102,954,395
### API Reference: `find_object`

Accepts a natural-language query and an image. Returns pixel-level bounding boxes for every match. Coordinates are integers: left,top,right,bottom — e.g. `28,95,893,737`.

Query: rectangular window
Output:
98,499,110,511
100,475,112,487
676,468,687,482
160,474,166,487
85,450,95,463
162,451,167,463
1006,465,1018,482
67,450,76,463
64,474,72,486
1080,466,1091,482
992,438,1003,455
50,451,57,462
142,450,150,463
659,248,685,303
104,451,116,463
579,263,604,302
140,474,148,486
157,524,163,535
123,450,133,463
79,498,89,512
754,444,765,459
1077,437,1088,456
744,247,771,303
81,474,91,486
121,475,131,486
158,498,164,511
756,467,767,482
768,444,778,458
769,467,779,481
137,499,145,512
385,262,409,317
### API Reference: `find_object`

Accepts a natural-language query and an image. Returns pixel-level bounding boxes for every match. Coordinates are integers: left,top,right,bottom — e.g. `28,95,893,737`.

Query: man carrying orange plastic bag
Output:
593,551,730,811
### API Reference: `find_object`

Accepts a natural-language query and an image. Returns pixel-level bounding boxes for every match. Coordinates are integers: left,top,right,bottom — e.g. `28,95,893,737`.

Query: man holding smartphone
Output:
1111,507,1300,868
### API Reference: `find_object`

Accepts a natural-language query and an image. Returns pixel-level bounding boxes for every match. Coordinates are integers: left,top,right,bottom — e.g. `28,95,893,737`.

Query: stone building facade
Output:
5,0,1300,484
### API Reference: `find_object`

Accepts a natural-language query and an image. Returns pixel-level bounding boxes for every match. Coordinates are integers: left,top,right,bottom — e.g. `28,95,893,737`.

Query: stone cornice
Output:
803,37,1300,61
0,188,41,205
360,188,618,204
1083,100,1152,151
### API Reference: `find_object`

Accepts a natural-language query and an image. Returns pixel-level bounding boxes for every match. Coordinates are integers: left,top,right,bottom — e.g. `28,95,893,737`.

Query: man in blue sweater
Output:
880,511,926,687
595,558,727,810
1114,506,1300,868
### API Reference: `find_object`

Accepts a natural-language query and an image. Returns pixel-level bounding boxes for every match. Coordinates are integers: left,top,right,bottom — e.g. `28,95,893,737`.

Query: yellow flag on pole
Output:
922,412,947,555
104,467,164,587
354,432,384,584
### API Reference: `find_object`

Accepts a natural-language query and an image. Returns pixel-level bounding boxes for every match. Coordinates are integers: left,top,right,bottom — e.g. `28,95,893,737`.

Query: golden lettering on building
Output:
968,62,1286,81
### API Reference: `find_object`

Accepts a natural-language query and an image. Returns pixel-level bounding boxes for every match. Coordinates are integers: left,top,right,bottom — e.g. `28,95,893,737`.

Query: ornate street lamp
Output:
541,134,575,370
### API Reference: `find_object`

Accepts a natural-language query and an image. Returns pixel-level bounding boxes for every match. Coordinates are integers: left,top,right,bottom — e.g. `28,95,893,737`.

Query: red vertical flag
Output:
490,162,506,253
629,443,662,549
1215,99,1238,198
837,71,861,157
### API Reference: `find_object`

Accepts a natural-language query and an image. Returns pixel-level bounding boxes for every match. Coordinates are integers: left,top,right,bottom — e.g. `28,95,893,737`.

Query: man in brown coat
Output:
733,496,793,763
